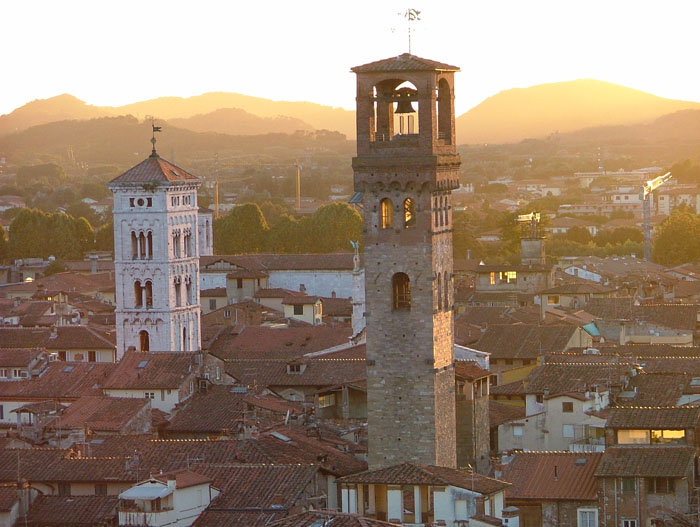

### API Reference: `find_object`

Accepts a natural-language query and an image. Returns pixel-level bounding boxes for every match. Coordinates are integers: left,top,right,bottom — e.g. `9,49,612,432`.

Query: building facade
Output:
109,152,202,358
352,53,461,468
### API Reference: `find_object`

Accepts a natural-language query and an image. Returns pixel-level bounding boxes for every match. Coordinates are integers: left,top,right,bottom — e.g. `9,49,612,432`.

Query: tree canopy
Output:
652,205,700,265
8,208,94,260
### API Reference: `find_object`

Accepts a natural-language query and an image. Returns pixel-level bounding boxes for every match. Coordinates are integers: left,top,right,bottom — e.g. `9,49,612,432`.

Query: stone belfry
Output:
109,134,202,358
351,54,461,468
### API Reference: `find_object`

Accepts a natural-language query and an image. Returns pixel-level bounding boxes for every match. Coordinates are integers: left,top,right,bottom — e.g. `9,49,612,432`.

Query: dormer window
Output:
287,363,306,374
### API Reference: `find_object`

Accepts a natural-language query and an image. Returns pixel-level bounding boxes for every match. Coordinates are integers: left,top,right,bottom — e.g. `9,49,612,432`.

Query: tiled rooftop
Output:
351,53,459,73
109,154,198,184
595,446,695,477
606,406,700,429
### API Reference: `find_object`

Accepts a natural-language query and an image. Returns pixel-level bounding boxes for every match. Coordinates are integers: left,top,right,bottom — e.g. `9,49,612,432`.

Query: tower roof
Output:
351,53,459,73
110,154,198,185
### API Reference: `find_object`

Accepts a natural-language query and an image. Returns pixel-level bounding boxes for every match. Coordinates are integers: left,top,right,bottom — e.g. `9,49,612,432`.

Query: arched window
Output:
144,281,153,308
174,277,182,307
147,232,153,259
404,198,416,228
439,197,444,227
380,198,393,229
443,197,449,226
182,327,188,352
205,220,210,247
437,273,442,310
444,272,450,310
134,281,142,307
139,330,149,352
138,233,147,260
392,273,411,311
434,197,439,227
131,232,138,260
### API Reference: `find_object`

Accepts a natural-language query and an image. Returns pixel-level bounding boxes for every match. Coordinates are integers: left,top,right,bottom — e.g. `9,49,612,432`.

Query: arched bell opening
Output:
372,79,419,143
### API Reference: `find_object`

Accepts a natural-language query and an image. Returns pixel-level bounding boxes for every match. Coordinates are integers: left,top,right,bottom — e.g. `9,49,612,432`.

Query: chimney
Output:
167,477,177,490
272,494,284,507
502,505,520,527
89,254,98,274
619,323,627,345
331,291,336,298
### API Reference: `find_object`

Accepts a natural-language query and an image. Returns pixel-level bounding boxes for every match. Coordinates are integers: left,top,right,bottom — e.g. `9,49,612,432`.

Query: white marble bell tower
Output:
109,139,202,358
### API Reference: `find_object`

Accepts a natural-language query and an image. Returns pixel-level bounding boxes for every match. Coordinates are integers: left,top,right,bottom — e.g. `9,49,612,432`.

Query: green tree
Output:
564,226,593,244
44,259,67,276
16,164,67,185
95,219,114,252
268,214,303,253
307,202,362,253
652,205,700,265
214,203,270,254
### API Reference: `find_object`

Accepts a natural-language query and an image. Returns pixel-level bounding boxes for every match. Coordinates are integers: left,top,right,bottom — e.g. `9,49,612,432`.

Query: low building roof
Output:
475,325,579,360
103,351,197,390
0,486,18,512
454,360,490,382
489,401,526,428
25,495,118,526
606,406,700,429
338,463,509,495
595,446,695,477
501,452,601,501
0,347,43,368
269,511,402,527
351,53,459,73
57,396,150,432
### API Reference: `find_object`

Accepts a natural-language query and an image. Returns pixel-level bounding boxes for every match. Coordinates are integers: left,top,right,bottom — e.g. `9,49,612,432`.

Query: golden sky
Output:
3,0,700,116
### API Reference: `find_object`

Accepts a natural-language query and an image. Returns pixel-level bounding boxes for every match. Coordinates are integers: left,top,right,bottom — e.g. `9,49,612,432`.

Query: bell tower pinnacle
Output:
352,53,461,468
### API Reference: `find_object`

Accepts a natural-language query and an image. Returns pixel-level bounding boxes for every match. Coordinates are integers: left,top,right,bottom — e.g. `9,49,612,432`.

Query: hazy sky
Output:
4,0,700,117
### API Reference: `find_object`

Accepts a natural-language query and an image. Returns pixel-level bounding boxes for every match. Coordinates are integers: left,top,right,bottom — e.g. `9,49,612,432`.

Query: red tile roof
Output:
0,362,116,400
110,154,198,184
210,325,352,361
595,446,695,477
152,469,212,489
475,325,578,359
524,363,628,396
454,360,489,382
501,452,601,501
0,486,17,512
269,511,402,526
255,288,306,299
193,510,284,527
0,326,115,351
103,350,197,390
56,396,150,432
489,401,526,428
320,297,352,317
351,53,459,73
25,495,118,526
194,464,317,509
606,406,700,429
166,386,247,434
339,463,509,495
0,347,43,368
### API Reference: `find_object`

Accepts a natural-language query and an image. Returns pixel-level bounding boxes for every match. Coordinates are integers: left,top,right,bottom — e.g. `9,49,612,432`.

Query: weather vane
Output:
147,115,162,156
400,8,421,54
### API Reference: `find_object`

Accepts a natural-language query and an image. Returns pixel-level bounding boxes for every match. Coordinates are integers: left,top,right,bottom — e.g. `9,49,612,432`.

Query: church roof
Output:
351,53,459,73
110,154,198,185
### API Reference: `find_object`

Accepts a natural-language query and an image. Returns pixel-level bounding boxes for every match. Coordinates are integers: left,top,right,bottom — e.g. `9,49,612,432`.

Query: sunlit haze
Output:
4,0,700,117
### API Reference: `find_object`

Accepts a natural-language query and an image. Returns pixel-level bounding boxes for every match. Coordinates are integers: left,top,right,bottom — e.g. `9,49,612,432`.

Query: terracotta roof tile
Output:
0,486,17,512
606,406,700,429
269,511,402,526
193,510,285,527
595,446,695,477
0,362,116,400
254,288,306,299
475,325,579,359
211,325,352,361
320,297,352,317
524,363,628,396
0,326,115,351
454,360,489,382
339,463,509,495
110,154,198,184
103,350,197,390
56,396,150,432
194,464,317,509
501,452,601,501
351,53,459,73
166,386,247,434
152,468,212,489
0,347,43,368
586,298,697,330
489,401,526,428
25,495,118,526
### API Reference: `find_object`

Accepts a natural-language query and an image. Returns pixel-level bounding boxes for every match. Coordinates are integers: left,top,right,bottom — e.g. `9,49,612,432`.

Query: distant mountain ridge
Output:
456,79,700,144
0,92,355,138
3,80,700,146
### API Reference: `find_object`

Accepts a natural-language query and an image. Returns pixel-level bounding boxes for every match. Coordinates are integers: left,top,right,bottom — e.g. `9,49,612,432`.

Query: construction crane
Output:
641,171,672,261
516,212,541,238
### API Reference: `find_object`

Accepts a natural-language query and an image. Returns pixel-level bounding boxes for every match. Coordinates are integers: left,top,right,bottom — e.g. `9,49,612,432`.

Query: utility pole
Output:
295,160,302,211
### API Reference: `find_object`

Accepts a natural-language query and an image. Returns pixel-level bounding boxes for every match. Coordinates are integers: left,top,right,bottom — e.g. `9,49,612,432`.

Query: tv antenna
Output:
400,8,421,54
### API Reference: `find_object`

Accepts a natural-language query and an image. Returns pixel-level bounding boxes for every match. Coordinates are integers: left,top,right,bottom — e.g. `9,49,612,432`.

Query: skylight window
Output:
137,360,149,369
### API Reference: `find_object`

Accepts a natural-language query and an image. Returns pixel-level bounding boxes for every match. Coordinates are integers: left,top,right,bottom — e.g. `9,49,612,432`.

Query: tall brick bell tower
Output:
352,54,461,469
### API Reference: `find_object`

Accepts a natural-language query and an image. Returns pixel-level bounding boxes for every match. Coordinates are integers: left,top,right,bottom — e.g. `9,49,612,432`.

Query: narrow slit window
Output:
381,198,393,229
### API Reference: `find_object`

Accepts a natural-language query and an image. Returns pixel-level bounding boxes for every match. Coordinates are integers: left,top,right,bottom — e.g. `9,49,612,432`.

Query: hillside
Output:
118,92,355,137
0,94,114,136
0,116,354,167
456,79,700,144
0,92,355,138
168,107,314,135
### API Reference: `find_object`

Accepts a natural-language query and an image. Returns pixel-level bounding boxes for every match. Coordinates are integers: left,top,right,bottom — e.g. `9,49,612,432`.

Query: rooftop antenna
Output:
401,8,421,54
147,116,162,157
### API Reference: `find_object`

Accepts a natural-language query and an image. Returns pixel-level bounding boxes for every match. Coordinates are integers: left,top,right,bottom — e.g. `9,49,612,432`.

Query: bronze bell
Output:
394,87,416,114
